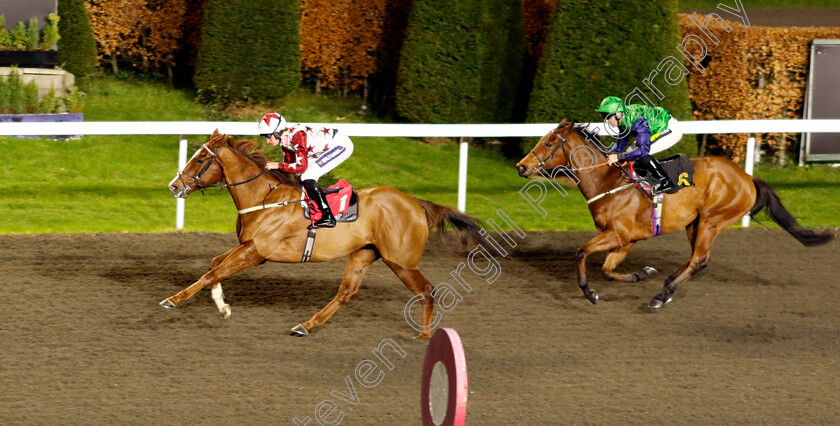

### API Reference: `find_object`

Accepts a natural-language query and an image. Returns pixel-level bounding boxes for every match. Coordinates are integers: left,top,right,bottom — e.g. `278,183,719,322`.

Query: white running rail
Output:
3,119,839,229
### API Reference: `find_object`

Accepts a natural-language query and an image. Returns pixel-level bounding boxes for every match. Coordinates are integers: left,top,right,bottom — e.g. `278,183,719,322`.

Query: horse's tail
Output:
750,178,833,247
414,198,508,258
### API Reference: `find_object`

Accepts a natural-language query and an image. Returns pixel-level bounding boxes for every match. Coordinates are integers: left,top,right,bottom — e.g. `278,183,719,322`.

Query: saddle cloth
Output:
632,154,695,195
302,179,359,223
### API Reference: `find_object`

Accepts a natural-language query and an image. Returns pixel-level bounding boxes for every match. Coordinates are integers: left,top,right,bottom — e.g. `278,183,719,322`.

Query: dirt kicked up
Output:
1,228,838,424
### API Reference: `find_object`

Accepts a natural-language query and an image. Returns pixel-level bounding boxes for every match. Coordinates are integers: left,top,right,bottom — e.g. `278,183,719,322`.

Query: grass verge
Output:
1,75,838,233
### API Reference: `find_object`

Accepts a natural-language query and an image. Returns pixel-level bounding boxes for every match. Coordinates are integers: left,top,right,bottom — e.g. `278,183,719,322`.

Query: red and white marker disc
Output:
421,328,468,426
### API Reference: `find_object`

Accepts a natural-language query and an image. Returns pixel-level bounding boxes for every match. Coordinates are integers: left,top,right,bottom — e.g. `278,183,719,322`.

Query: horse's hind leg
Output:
382,260,435,339
292,248,380,336
601,242,658,282
160,241,264,312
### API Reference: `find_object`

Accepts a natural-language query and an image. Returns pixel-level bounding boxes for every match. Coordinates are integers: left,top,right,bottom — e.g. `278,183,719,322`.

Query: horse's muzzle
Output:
169,183,189,199
516,164,531,178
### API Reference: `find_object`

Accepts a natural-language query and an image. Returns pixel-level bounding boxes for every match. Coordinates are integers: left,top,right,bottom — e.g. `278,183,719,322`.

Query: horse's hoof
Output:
159,298,175,309
220,304,231,319
649,296,672,309
586,291,599,304
290,324,309,337
415,332,432,340
643,266,658,276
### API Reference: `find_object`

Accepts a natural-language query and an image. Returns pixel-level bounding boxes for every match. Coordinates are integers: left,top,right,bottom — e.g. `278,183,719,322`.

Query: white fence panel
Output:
2,119,840,229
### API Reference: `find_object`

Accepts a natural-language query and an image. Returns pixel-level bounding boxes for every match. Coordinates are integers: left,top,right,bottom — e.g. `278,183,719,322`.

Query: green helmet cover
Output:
597,95,671,134
596,96,624,114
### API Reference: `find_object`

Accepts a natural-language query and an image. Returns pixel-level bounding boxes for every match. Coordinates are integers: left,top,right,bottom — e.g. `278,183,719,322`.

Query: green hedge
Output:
57,0,98,76
395,0,526,123
194,0,301,103
527,0,695,155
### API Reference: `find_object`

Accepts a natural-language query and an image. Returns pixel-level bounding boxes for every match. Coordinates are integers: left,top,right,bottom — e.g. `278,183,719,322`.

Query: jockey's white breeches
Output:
650,117,684,155
301,133,354,181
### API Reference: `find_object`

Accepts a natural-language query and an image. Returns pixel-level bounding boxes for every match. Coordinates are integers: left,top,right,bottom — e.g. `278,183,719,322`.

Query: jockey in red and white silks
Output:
258,112,354,228
278,123,354,181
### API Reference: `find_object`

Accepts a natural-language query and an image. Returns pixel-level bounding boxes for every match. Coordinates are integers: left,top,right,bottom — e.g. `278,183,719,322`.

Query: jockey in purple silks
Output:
597,96,684,194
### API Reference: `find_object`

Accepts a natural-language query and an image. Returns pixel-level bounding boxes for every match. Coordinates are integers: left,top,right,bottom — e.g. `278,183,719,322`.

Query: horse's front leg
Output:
601,242,658,282
203,247,241,318
209,246,239,269
292,248,380,337
160,241,264,314
577,230,623,304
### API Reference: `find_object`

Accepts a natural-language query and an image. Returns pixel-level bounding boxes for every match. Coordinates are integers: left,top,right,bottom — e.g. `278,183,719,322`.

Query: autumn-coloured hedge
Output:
679,13,840,162
194,0,300,103
58,0,98,76
85,0,194,74
395,0,526,123
300,0,410,101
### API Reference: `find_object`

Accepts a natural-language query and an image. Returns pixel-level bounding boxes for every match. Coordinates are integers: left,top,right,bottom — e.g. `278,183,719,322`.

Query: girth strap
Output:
301,228,317,262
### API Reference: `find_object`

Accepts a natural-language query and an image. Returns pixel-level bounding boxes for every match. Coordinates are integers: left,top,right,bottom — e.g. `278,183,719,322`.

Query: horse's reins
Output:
528,128,616,173
176,143,307,214
527,127,634,204
176,144,267,194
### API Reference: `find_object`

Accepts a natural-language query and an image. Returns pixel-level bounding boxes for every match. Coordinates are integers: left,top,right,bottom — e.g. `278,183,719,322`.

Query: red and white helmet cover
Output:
257,112,286,136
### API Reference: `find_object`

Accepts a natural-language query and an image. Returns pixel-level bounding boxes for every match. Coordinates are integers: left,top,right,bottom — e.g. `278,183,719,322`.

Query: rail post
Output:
457,137,468,212
176,136,187,230
741,133,756,228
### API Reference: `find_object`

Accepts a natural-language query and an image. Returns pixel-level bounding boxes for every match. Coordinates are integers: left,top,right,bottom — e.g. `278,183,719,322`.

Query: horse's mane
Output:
557,120,609,154
219,135,301,188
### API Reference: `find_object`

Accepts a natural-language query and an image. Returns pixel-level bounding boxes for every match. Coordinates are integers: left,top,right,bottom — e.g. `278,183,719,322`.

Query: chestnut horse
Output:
165,130,498,338
516,121,832,308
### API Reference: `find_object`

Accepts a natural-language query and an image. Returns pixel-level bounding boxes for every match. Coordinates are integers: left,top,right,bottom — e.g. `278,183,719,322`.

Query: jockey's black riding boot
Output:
303,179,337,228
647,158,675,194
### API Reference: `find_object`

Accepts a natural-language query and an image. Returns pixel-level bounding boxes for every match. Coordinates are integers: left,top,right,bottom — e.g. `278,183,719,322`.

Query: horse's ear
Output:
211,129,221,139
557,119,569,129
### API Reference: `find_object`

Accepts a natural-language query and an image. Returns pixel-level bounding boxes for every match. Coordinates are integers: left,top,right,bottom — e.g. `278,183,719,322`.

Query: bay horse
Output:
165,130,498,338
516,121,832,308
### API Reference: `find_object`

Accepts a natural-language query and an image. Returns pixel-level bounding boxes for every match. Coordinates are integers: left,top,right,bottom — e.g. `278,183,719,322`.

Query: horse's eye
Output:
196,159,204,164
545,142,552,148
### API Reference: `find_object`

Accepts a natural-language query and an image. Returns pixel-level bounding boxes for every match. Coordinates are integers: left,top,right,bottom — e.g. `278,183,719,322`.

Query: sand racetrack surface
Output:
1,228,839,425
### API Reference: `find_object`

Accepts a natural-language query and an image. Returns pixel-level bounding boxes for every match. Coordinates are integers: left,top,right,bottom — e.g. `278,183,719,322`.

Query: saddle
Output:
630,154,695,195
302,179,359,223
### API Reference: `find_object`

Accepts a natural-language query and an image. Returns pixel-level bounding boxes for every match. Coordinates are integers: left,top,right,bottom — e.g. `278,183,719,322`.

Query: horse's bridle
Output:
176,143,265,194
528,126,617,174
527,127,570,172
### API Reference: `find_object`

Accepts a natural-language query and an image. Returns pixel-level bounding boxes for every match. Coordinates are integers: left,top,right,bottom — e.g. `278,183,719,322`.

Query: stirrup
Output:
313,214,336,228
652,180,674,194
312,202,337,228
